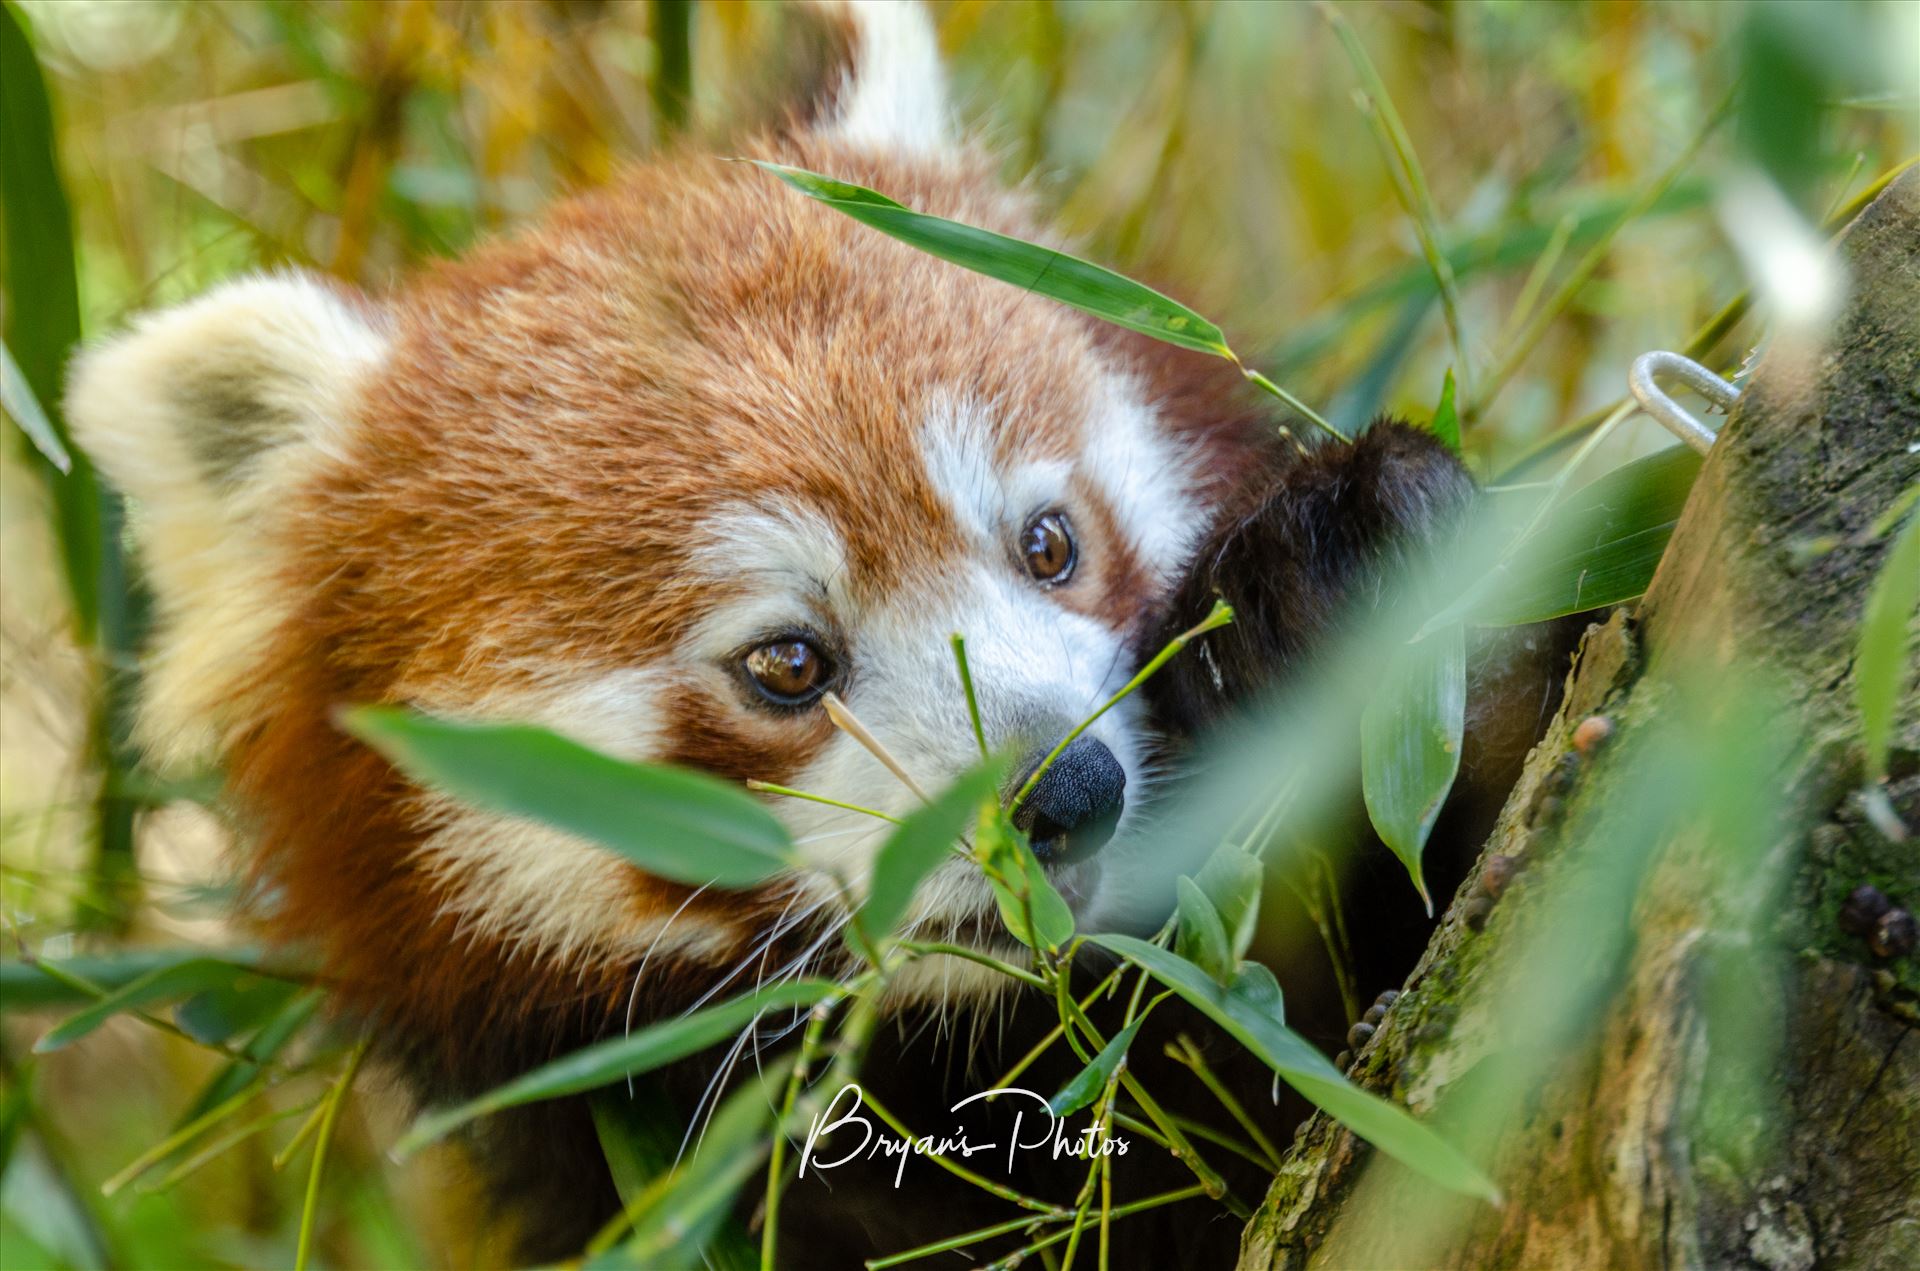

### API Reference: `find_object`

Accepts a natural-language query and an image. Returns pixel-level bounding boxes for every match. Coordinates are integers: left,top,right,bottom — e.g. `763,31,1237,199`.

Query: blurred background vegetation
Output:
1,1,1913,1267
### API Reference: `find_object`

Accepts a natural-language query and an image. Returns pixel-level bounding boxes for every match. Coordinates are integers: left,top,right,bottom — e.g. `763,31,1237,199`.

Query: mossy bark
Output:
1238,172,1920,1270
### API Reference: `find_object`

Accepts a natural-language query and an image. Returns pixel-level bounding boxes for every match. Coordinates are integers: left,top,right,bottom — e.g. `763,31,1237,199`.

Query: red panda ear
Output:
809,0,953,153
64,271,386,767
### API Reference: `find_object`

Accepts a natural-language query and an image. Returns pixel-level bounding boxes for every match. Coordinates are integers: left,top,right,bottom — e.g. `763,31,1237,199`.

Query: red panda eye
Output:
1021,512,1076,584
744,640,831,705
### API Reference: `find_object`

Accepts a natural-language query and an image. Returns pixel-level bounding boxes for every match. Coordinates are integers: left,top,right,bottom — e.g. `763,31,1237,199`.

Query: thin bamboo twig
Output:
950,634,991,760
1011,601,1233,814
294,1037,368,1271
747,781,903,825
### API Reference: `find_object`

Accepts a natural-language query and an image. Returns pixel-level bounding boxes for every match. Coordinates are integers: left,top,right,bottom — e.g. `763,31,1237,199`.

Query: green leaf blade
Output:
752,162,1231,357
1857,503,1920,783
1430,368,1462,453
1474,446,1704,628
859,758,1006,940
1193,843,1263,963
1049,1015,1146,1117
1174,877,1233,984
394,978,835,1158
1091,934,1496,1202
342,707,795,889
34,958,286,1053
606,1057,787,1269
1361,623,1467,909
984,832,1076,953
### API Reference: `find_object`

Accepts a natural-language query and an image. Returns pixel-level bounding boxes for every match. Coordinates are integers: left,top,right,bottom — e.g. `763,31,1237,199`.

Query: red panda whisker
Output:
678,895,841,1020
677,916,853,1164
622,879,716,1095
678,1010,772,1166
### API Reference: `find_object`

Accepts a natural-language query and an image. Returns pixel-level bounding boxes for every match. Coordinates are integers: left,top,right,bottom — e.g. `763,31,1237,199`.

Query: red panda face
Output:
330,137,1204,983
67,3,1221,1025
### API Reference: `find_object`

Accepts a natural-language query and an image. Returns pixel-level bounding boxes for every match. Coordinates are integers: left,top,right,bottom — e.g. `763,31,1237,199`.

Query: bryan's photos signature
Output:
799,1083,1130,1187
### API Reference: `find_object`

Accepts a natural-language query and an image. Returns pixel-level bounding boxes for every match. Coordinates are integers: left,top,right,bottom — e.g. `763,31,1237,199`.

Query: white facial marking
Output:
685,499,852,660
825,0,953,153
920,395,1075,550
752,387,1196,988
1079,373,1205,586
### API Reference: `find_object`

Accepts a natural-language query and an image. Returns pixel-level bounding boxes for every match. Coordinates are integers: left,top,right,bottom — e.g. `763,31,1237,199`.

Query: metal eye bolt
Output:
1628,350,1742,455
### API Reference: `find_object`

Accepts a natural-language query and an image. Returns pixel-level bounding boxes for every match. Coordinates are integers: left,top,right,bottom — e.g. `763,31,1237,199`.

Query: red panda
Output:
68,3,1495,1264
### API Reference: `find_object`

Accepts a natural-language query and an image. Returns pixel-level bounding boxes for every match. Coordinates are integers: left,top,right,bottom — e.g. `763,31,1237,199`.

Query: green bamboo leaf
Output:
981,810,1076,952
1429,368,1462,453
34,958,289,1053
178,990,322,1125
1857,503,1920,784
394,979,834,1157
1471,446,1703,628
1174,877,1232,984
591,1093,659,1206
0,949,269,1010
1092,934,1497,1202
1,4,109,641
1049,1015,1146,1117
858,757,1007,941
601,1058,786,1269
589,1087,759,1271
174,976,303,1047
751,162,1231,356
1192,844,1263,963
1229,961,1285,1022
1,341,69,471
1361,624,1467,911
342,707,797,888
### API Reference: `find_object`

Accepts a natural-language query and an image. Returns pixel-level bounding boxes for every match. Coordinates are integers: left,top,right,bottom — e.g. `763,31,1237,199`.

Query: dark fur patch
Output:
1144,417,1477,739
177,364,299,488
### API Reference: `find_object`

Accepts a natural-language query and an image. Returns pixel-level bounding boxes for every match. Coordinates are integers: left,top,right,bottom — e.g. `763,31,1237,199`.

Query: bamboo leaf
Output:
342,707,797,888
1361,624,1467,910
1448,446,1704,631
0,949,268,1010
1,341,69,472
1430,368,1462,453
1229,961,1284,1022
394,979,835,1157
179,990,322,1126
601,1059,785,1269
1049,1015,1146,1117
981,811,1076,952
34,958,289,1053
174,976,303,1047
750,162,1230,356
1192,844,1263,964
588,1087,760,1271
859,758,1007,941
1092,934,1497,1202
1857,503,1920,784
1,4,107,640
1174,877,1232,985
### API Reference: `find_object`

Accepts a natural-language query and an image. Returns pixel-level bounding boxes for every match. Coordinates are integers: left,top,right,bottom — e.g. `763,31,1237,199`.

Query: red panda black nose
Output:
1011,738,1127,865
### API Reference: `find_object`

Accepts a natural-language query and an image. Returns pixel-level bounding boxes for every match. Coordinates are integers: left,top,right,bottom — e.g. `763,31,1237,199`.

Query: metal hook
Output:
1629,350,1741,455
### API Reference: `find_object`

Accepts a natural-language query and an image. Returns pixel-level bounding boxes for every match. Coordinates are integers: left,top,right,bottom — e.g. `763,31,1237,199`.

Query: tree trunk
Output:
1238,172,1920,1270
